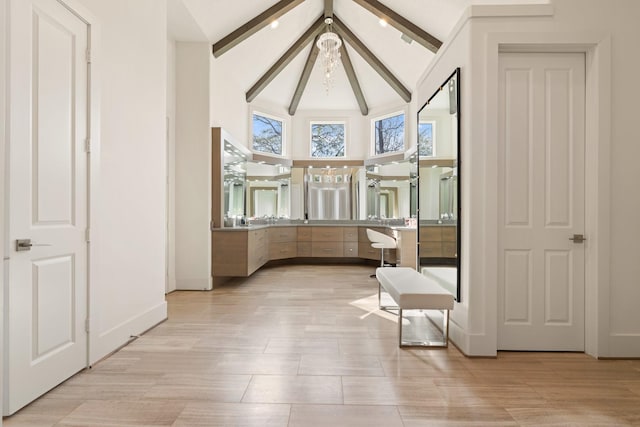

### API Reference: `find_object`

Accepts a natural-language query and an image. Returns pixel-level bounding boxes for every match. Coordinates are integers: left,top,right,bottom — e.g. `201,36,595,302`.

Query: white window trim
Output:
370,110,406,157
250,108,287,158
418,120,437,157
309,120,347,158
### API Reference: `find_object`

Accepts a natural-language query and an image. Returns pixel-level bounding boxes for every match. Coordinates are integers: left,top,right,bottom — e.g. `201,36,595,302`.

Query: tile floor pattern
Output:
4,264,640,426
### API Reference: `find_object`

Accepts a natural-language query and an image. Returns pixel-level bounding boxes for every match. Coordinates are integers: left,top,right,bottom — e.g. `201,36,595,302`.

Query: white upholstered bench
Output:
376,267,455,348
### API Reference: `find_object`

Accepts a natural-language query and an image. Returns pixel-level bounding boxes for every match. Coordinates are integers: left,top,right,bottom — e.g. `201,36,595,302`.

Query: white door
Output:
497,53,585,351
5,0,88,414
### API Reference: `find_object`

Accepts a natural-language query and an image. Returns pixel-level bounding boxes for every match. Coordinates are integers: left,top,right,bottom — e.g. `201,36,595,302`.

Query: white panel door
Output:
5,0,88,414
497,53,585,351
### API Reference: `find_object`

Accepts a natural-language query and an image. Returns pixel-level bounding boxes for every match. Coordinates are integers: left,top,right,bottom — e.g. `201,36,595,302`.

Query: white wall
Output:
0,0,7,418
78,0,169,362
175,42,211,290
418,0,640,357
418,21,474,353
210,56,250,145
166,38,177,293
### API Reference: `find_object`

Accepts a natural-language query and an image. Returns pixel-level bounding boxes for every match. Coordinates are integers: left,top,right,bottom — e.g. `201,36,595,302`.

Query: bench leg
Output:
398,309,450,348
378,281,399,313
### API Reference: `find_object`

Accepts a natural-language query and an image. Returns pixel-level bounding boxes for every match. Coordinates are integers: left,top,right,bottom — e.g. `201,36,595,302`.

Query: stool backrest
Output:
366,228,397,248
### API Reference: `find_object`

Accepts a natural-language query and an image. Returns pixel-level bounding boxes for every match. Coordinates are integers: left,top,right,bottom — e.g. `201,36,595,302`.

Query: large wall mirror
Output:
418,68,461,301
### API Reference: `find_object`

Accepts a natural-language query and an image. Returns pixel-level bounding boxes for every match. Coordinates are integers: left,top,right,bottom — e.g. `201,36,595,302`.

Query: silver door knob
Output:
569,234,586,243
15,239,51,251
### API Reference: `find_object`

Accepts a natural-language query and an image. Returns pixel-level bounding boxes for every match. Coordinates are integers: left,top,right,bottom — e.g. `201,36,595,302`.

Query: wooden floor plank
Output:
3,264,640,426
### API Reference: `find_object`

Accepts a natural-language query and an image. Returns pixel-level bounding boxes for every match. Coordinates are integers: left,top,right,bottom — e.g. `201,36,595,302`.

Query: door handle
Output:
15,239,52,251
569,234,586,243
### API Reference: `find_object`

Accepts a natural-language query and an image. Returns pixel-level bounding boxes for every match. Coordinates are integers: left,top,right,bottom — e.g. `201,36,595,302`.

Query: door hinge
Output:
210,221,214,231
85,228,91,242
85,138,91,153
85,318,90,333
85,48,92,63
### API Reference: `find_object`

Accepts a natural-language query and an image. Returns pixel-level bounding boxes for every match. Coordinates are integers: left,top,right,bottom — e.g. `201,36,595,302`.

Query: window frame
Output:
309,120,347,159
370,110,406,157
250,109,286,157
418,120,437,157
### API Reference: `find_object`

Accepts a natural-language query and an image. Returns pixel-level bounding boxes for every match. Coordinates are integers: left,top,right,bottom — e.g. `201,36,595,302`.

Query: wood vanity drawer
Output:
343,242,358,257
419,242,442,257
343,227,358,242
297,241,312,257
312,242,343,257
358,242,380,260
269,227,297,243
269,241,298,260
297,227,312,241
442,242,457,258
312,227,343,242
420,227,442,242
441,226,457,242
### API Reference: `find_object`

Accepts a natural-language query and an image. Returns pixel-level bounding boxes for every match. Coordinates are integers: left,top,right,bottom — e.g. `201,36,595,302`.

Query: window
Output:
418,121,436,157
372,112,405,155
252,112,283,155
310,122,345,158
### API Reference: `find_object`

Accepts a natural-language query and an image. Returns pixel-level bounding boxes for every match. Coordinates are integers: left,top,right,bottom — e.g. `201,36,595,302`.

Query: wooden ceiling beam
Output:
324,0,333,18
288,36,321,115
351,0,442,53
332,15,411,103
212,0,305,58
246,16,325,103
339,39,369,115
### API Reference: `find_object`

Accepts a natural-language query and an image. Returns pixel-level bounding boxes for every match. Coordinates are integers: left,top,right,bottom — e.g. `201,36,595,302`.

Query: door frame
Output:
1,0,100,417
484,33,611,358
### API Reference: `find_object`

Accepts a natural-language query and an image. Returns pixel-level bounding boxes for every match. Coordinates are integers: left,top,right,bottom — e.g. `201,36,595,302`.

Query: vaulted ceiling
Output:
170,0,471,113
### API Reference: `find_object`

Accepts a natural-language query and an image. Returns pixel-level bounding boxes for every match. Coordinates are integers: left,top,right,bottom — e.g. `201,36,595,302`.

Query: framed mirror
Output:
417,68,461,301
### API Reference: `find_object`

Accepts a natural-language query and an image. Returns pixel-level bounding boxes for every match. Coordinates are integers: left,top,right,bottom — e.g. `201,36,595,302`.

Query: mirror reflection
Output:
418,68,461,301
223,140,248,225
246,162,291,219
365,161,412,220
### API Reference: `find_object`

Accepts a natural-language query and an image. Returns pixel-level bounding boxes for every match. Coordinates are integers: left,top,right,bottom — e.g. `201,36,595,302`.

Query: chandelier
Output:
316,18,342,93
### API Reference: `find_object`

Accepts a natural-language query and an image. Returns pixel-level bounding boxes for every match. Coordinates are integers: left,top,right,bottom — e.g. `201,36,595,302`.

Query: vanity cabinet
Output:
419,226,456,258
212,228,269,277
343,226,358,257
311,227,343,257
269,227,297,260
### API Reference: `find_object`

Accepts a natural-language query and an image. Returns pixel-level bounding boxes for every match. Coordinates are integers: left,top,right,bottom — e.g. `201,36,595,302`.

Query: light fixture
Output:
270,20,279,29
316,17,342,94
379,18,388,27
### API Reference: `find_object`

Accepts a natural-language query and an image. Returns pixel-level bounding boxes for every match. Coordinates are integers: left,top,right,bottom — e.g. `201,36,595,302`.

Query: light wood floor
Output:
4,264,640,426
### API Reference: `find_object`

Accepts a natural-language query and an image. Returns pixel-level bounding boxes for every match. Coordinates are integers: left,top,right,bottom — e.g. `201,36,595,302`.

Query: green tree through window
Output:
418,121,435,156
311,123,345,158
374,113,404,155
253,113,283,155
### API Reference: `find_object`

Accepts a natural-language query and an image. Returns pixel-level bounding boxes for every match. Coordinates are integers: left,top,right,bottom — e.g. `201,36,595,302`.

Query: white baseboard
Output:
175,276,212,290
607,334,640,358
448,320,498,357
89,301,167,365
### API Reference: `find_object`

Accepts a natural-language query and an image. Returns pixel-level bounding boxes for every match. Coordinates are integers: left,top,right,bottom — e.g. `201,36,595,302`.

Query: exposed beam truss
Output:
324,0,333,18
246,16,325,103
339,38,368,115
212,0,305,58
289,36,321,115
351,0,442,53
332,15,411,103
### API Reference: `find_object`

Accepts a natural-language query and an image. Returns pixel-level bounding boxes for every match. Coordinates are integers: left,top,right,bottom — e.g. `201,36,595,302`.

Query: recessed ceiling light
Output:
270,20,279,29
379,18,387,27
